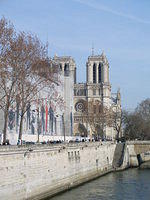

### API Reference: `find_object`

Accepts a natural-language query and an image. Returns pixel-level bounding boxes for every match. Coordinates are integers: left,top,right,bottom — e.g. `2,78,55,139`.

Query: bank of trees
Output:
77,97,150,141
123,99,150,140
78,100,122,140
0,17,59,144
85,100,113,139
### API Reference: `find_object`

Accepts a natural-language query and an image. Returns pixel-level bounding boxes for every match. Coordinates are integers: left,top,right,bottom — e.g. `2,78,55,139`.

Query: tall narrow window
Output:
59,64,62,71
93,63,96,83
98,63,102,83
93,105,96,113
64,63,69,76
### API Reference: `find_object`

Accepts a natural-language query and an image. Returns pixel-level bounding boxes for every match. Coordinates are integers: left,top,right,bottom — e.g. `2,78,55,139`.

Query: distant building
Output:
0,51,121,143
55,51,121,140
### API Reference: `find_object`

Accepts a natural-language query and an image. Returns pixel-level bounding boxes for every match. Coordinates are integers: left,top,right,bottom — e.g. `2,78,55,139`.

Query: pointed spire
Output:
117,88,121,101
91,43,94,56
101,50,105,57
101,50,107,63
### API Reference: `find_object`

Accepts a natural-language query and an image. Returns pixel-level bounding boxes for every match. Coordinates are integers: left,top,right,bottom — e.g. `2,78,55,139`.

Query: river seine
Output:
50,169,150,200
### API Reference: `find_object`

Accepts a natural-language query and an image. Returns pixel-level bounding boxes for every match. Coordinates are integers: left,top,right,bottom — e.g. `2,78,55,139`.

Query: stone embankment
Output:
139,161,150,169
0,142,116,200
0,141,149,200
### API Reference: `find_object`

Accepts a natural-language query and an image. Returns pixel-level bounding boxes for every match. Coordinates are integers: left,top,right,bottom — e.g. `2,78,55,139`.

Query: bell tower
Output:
86,51,109,84
53,55,76,136
86,52,111,107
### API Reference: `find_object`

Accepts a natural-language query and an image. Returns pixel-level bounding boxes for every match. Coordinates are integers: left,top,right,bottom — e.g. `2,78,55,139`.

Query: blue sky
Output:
0,0,150,110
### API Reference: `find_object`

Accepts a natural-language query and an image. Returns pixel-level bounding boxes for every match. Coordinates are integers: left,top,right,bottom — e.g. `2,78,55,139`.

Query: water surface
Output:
50,169,150,200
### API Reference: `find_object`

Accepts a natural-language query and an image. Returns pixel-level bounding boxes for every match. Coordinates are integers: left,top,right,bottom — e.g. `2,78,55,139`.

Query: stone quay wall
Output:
127,141,150,167
0,142,116,200
1,141,150,200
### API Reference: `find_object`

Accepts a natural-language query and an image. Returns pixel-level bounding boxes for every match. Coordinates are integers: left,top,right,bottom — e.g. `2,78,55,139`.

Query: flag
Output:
45,100,48,132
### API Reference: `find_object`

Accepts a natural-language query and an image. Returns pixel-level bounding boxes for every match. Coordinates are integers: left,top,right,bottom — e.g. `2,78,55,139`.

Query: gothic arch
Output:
59,64,62,71
64,63,69,76
93,63,96,83
98,63,102,83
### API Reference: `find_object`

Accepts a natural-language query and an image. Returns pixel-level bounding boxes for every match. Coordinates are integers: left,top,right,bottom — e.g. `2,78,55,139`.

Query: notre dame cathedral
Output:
54,51,121,140
0,51,121,143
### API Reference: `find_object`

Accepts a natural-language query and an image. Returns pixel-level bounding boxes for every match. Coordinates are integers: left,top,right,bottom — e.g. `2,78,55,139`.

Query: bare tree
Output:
10,32,60,143
78,123,87,137
0,17,18,144
0,17,61,144
123,99,150,140
123,111,145,140
135,98,150,121
110,107,123,140
81,100,112,139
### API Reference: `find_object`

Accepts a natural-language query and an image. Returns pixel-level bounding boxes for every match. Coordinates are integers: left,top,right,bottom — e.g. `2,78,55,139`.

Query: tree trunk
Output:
37,108,40,143
18,111,24,144
3,110,8,144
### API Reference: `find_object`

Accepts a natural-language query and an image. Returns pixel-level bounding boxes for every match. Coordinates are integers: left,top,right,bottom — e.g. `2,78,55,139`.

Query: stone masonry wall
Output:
0,142,116,200
127,141,150,166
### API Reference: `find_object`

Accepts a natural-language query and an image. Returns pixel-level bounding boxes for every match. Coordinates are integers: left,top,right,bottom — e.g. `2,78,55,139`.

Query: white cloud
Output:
73,0,150,25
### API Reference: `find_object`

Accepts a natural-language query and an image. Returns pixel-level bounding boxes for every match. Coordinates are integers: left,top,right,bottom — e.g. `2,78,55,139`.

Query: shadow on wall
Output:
137,154,143,166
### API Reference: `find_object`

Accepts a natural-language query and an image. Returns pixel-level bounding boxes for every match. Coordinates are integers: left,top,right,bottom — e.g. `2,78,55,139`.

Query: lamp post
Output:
62,113,66,142
37,106,40,143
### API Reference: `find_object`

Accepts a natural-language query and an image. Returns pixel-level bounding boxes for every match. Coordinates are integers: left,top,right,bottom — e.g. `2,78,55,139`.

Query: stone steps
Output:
112,143,125,168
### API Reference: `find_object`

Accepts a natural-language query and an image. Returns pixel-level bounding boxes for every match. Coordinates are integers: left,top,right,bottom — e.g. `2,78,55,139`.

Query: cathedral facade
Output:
56,51,121,140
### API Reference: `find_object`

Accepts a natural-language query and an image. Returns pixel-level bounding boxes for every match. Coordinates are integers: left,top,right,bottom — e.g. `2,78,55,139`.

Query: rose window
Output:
75,101,85,112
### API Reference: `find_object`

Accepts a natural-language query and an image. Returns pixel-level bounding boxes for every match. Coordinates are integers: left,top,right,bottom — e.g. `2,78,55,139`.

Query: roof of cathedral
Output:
88,51,108,64
53,55,75,63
